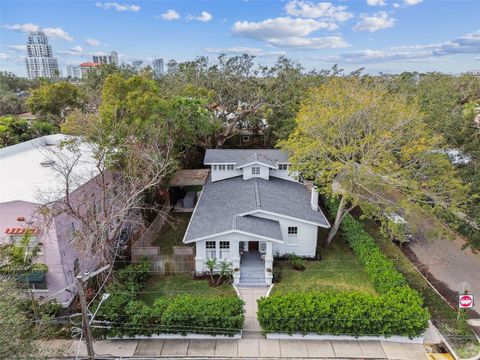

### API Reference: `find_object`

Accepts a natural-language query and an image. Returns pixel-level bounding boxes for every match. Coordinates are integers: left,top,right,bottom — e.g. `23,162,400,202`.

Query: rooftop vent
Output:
40,160,55,167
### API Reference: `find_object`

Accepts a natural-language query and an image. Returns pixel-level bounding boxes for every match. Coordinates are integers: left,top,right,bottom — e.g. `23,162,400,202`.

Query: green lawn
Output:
153,212,193,255
272,237,376,295
139,275,237,305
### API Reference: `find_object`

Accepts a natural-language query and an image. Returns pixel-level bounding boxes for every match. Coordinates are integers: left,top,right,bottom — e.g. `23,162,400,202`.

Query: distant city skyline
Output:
0,0,479,77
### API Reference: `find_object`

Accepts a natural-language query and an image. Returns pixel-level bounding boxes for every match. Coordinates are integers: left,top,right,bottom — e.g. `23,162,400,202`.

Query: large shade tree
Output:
161,55,334,148
280,77,468,246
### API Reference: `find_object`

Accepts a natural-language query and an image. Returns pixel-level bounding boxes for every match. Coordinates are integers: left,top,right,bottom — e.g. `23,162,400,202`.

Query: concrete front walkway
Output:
61,338,429,359
237,286,269,338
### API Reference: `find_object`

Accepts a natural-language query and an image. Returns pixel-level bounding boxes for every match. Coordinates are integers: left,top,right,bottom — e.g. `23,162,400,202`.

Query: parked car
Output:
384,212,415,244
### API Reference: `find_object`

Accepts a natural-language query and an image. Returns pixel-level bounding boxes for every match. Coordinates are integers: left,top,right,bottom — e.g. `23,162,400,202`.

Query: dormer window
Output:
227,164,234,170
252,167,260,175
278,164,289,171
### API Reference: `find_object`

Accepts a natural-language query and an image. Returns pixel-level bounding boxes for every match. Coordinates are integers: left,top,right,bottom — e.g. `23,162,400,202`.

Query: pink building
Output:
0,135,101,306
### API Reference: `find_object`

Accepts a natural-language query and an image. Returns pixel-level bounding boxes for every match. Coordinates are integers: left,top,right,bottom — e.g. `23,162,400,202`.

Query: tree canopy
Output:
280,77,469,245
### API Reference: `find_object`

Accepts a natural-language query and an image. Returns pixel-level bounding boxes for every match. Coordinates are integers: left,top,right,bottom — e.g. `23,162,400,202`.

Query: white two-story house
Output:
183,149,330,287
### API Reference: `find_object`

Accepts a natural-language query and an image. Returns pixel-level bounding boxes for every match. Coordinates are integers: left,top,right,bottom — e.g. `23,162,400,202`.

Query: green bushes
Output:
257,199,430,338
95,260,244,337
258,289,428,337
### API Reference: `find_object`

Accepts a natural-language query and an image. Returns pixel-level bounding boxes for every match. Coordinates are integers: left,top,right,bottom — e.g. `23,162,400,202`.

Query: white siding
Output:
210,163,242,182
252,212,319,257
270,169,298,181
242,164,270,180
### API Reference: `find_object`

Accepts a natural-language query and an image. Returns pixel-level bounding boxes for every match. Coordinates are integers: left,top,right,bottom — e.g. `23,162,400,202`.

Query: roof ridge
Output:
254,178,261,209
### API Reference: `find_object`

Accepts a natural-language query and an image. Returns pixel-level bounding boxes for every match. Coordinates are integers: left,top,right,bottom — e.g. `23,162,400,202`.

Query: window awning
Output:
4,227,39,235
14,270,46,283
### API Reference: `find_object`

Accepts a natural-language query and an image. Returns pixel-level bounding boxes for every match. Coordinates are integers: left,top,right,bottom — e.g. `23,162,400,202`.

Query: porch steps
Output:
238,251,268,287
238,269,267,287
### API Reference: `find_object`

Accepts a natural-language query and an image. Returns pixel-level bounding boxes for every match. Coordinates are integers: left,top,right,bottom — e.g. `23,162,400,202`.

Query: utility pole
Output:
76,275,95,360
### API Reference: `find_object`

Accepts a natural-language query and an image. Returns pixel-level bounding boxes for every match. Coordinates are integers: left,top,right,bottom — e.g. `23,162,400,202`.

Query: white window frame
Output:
279,164,288,171
219,164,226,171
206,241,216,259
213,164,218,170
219,241,230,260
252,167,260,175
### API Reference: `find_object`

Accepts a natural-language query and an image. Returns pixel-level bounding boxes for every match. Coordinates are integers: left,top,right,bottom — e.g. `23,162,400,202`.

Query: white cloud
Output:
319,30,480,64
156,9,180,21
85,38,101,46
8,45,26,51
196,11,213,22
353,11,395,32
42,27,74,41
367,0,386,5
393,3,401,8
232,16,348,49
95,2,140,12
205,46,285,57
4,23,39,33
403,0,422,5
233,17,336,39
4,23,73,41
269,36,349,49
284,1,353,22
0,53,11,60
70,45,84,53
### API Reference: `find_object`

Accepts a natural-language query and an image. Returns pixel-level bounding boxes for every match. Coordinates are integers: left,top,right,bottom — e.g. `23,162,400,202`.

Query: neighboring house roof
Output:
0,134,99,204
169,169,209,187
204,149,289,165
183,176,330,243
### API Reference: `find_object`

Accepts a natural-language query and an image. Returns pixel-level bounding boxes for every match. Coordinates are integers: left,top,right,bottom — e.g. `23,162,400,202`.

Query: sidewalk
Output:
55,338,429,359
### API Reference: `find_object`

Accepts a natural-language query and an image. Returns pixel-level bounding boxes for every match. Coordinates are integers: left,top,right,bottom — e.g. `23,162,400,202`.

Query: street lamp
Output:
90,293,110,325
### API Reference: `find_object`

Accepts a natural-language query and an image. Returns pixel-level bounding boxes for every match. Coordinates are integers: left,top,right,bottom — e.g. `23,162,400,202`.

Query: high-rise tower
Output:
25,31,59,79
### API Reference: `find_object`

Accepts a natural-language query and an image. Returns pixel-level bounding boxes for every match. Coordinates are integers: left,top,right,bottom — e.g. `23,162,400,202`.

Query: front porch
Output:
195,239,273,287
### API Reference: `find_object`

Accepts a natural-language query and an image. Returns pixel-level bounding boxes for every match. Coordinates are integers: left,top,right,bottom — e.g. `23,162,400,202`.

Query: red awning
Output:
4,228,39,235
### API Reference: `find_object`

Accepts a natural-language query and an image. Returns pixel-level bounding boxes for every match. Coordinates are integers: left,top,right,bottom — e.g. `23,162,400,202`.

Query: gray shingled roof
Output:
236,153,278,168
183,175,330,243
204,149,289,165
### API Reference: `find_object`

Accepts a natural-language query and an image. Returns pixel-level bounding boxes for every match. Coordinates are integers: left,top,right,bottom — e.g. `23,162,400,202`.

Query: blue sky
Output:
1,0,479,76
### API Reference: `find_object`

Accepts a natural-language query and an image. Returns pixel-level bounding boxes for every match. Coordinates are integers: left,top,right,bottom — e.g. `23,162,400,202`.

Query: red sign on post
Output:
459,294,474,309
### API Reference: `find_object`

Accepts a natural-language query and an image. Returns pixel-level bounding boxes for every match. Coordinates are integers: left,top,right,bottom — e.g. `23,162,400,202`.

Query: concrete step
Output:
240,275,266,281
238,282,268,287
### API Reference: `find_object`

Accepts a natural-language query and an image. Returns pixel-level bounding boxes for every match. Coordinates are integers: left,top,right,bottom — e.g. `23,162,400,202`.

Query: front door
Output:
248,241,259,252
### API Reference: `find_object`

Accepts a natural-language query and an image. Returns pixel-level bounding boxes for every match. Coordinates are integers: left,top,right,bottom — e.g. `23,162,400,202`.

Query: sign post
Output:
457,292,474,321
459,294,474,309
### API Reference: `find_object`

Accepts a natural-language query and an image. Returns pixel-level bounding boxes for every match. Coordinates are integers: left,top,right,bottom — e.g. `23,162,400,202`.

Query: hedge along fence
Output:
94,260,244,338
257,199,430,338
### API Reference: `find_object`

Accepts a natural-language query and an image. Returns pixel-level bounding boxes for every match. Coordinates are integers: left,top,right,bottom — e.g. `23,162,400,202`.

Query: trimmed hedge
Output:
257,199,429,338
95,260,244,337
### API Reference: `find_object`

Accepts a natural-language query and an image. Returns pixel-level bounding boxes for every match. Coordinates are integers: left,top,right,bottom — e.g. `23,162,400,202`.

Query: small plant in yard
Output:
216,260,233,286
205,258,217,285
288,254,306,271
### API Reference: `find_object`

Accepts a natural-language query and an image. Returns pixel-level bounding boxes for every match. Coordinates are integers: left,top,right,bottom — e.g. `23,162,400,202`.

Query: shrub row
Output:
258,288,428,337
95,260,244,337
257,199,429,338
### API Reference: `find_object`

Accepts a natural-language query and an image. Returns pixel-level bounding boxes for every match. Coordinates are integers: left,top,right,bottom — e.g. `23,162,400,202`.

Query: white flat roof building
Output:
0,134,99,204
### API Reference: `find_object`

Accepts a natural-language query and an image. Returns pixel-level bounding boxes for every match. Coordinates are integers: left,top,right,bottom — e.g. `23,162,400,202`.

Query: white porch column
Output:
195,241,205,274
265,241,273,285
231,241,240,285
